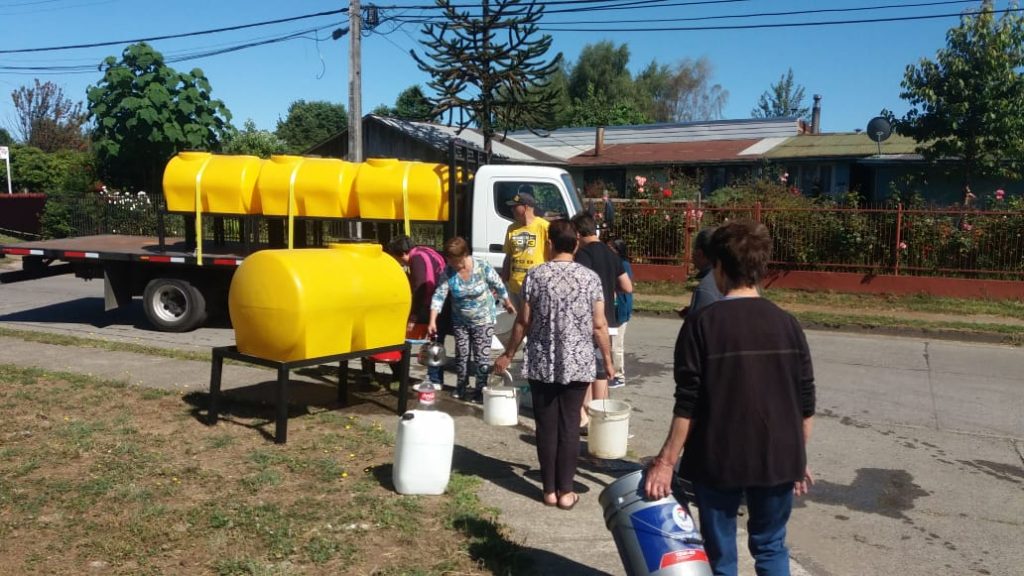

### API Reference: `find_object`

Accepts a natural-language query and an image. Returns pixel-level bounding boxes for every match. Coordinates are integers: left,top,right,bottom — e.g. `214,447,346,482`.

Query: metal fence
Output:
615,202,1024,279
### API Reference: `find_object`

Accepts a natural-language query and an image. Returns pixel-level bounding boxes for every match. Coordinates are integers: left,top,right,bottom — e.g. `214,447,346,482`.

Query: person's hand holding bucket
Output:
644,455,676,501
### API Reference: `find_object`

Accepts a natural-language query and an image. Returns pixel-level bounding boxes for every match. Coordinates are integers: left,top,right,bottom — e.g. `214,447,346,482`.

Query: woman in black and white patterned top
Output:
495,219,615,511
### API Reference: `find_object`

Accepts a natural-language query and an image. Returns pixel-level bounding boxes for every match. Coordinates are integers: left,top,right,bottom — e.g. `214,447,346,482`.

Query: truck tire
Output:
143,278,208,332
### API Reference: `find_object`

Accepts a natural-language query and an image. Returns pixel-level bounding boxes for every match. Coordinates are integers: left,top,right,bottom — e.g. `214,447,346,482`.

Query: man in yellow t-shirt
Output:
501,188,550,309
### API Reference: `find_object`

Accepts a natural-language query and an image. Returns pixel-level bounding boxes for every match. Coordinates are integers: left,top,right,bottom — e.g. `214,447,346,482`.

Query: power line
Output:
0,8,346,55
539,6,1023,32
0,22,344,74
538,0,982,25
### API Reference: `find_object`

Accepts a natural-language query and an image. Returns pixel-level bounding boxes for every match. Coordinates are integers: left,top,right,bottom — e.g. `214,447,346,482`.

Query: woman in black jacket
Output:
645,220,816,576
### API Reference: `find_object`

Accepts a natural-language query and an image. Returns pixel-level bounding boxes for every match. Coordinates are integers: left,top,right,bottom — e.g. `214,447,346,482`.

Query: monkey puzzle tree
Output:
411,0,562,155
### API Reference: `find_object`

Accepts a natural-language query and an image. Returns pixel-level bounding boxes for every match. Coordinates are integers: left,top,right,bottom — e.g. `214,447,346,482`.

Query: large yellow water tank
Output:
354,158,450,221
256,155,361,218
162,152,264,214
228,243,410,362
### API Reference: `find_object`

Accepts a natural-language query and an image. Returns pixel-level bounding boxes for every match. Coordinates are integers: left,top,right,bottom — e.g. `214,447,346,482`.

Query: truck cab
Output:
467,164,583,271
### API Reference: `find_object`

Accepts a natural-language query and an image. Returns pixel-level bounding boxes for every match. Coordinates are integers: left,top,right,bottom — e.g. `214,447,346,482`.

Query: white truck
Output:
0,141,582,332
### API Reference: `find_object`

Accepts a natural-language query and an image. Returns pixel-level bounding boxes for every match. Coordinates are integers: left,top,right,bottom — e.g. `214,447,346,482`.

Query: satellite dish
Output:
866,117,892,143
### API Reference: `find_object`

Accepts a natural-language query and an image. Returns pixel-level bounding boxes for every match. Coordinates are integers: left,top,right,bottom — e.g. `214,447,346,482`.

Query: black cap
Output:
506,192,537,207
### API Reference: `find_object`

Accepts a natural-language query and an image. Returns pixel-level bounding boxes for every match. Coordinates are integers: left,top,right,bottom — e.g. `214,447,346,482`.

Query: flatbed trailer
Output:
2,233,248,332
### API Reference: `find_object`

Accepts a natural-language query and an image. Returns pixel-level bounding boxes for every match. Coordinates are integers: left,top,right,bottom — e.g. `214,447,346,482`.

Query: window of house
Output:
582,169,626,198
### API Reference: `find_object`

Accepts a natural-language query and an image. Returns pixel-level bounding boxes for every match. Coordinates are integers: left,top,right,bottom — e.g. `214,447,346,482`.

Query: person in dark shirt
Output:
645,220,815,576
571,212,632,425
387,235,450,384
677,226,723,319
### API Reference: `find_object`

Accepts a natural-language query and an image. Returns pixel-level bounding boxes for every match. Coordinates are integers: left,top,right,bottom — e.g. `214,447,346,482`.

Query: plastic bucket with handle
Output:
598,469,712,576
483,371,518,426
587,399,631,459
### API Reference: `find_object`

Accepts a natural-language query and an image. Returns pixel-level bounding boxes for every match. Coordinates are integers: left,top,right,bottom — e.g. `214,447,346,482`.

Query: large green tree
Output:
11,79,87,152
892,0,1024,186
373,85,436,122
560,44,727,126
563,42,648,126
224,119,287,157
87,42,233,193
275,100,347,153
568,41,634,104
751,68,809,121
411,0,563,154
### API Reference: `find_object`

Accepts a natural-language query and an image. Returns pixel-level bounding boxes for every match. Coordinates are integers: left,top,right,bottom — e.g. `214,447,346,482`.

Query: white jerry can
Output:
393,409,455,495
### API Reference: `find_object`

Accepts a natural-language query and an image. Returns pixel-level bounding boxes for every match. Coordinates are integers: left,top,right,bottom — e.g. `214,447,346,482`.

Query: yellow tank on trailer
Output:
354,158,450,221
228,243,411,362
256,155,361,218
162,152,264,214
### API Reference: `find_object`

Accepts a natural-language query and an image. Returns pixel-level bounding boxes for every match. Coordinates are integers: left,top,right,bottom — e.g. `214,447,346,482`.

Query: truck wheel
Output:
143,278,208,332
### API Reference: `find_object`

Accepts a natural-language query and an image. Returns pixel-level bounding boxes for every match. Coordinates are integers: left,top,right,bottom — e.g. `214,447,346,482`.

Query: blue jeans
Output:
694,482,794,576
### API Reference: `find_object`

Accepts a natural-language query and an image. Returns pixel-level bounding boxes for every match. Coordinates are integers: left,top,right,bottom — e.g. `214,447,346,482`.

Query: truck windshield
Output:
495,180,576,221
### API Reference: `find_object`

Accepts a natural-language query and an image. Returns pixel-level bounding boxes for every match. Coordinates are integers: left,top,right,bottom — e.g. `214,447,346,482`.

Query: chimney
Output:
811,94,822,134
595,126,605,155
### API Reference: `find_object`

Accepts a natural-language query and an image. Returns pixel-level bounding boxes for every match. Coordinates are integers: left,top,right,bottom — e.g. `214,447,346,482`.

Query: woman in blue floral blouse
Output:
429,236,514,401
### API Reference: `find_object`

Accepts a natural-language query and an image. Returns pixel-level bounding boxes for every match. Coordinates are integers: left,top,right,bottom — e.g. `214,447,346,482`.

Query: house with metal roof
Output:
308,114,1009,205
305,114,564,165
506,117,807,198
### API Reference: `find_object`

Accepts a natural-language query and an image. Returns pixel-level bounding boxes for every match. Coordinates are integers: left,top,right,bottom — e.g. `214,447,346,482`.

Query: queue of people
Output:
390,215,814,576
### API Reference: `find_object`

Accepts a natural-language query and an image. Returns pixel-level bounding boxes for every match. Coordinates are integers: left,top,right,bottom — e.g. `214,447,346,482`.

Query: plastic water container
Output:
483,372,518,426
228,242,411,361
393,410,455,495
587,399,631,459
162,152,264,214
599,470,712,576
353,158,450,221
256,155,360,218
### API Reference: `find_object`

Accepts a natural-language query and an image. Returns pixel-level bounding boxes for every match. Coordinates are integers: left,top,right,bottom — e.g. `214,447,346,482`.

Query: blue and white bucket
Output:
598,469,712,576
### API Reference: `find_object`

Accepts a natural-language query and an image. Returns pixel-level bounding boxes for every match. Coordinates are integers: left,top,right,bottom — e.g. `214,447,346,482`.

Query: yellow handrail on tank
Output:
401,162,413,236
193,155,213,266
286,159,306,249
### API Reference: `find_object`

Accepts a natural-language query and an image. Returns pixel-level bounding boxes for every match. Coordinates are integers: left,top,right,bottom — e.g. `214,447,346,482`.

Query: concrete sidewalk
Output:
0,333,810,575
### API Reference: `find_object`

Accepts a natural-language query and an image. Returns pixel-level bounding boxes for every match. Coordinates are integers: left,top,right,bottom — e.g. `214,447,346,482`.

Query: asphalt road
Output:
1,275,1022,576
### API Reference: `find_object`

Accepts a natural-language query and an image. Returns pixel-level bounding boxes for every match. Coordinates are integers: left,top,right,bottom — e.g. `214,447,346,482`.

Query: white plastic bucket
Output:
393,410,454,495
483,372,518,426
587,399,631,459
598,470,712,576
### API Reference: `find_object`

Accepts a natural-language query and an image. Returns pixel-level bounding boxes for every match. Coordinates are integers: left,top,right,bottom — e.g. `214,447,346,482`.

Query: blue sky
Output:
0,0,1009,138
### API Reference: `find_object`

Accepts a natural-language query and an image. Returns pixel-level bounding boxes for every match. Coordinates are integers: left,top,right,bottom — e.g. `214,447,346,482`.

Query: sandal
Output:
557,493,579,511
542,492,558,507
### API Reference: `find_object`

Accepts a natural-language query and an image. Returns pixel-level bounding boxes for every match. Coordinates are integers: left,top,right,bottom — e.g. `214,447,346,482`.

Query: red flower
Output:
662,188,672,199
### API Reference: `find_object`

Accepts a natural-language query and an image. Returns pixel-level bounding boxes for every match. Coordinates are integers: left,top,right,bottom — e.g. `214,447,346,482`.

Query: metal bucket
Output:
598,470,712,576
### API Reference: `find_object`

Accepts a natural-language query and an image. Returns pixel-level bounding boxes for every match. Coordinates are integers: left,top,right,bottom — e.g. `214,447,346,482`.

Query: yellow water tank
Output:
228,243,410,362
256,155,361,218
354,158,450,221
162,152,264,214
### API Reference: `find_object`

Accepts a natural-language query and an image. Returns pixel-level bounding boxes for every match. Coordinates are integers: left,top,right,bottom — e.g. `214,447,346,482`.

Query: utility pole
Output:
348,0,363,162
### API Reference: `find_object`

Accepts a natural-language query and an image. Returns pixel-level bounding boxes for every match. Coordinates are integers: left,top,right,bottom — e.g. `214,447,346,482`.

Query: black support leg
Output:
275,365,289,444
338,360,349,406
208,349,224,425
